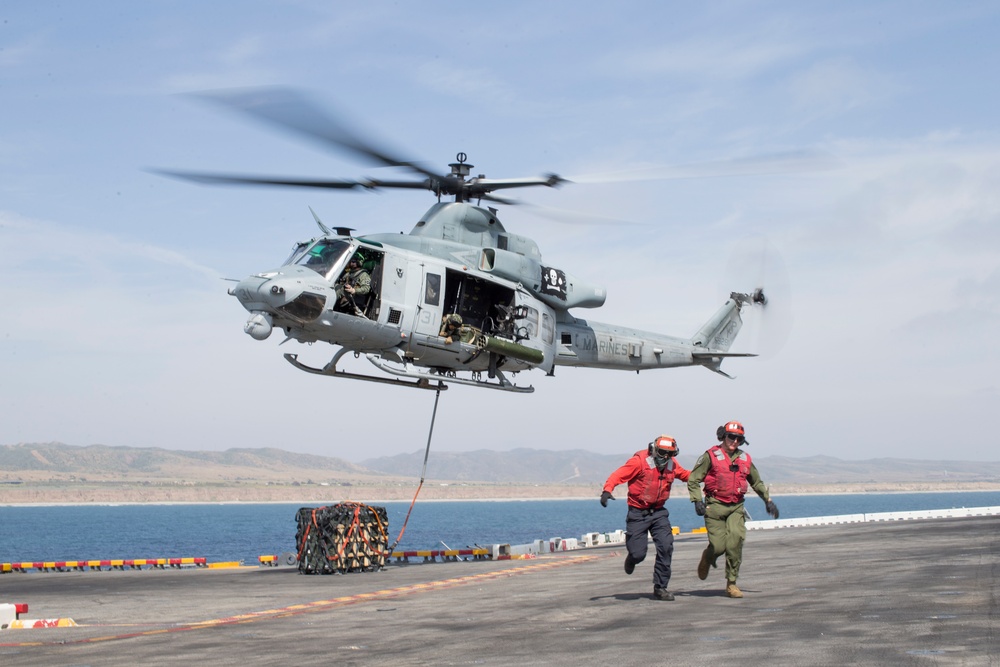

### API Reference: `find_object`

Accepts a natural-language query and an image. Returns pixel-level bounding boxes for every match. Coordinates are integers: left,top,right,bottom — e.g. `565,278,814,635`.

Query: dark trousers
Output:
625,506,674,589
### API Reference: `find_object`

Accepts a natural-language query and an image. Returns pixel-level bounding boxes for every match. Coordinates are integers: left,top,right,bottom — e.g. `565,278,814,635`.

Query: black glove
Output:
766,500,779,519
694,500,706,516
600,491,614,507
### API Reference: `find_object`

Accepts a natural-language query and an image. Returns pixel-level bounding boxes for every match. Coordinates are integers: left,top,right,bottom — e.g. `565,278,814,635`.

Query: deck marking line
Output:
0,553,608,647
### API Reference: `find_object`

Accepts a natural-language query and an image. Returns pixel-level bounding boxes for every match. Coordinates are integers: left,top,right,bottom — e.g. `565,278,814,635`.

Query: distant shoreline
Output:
2,481,1000,506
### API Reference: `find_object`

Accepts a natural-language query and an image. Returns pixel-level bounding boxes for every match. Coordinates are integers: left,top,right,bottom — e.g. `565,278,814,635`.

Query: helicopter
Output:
155,87,768,394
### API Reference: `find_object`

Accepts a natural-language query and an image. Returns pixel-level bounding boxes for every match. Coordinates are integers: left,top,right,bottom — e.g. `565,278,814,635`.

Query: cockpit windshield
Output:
283,240,312,266
296,239,352,279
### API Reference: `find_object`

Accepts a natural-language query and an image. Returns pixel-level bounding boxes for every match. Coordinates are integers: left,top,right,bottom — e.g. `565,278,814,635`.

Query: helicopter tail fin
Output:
690,295,745,352
689,293,759,377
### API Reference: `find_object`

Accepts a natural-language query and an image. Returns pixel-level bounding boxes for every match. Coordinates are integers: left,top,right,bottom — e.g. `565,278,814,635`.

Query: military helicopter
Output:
156,87,769,393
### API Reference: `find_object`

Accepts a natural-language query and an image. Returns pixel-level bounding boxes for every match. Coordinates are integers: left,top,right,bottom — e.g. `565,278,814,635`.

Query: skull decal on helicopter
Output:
155,88,768,393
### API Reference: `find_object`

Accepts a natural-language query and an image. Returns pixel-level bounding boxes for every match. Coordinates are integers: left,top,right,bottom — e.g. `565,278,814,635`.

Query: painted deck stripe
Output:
0,553,608,648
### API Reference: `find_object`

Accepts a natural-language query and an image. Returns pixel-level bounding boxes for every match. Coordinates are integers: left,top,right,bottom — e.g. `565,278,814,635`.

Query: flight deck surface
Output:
1,515,997,665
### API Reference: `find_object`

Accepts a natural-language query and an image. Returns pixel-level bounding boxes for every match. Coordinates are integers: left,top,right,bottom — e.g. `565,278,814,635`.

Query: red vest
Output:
703,445,751,503
626,451,679,509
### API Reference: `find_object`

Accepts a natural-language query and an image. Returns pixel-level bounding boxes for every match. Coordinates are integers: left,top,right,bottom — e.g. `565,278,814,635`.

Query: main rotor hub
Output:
449,152,472,179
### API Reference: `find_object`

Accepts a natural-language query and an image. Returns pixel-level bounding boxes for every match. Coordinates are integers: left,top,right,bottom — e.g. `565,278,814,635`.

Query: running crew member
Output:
687,420,779,598
601,436,690,601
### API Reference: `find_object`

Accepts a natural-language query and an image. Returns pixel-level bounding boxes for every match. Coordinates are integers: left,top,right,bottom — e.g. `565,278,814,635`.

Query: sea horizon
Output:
4,491,1000,565
5,485,1000,508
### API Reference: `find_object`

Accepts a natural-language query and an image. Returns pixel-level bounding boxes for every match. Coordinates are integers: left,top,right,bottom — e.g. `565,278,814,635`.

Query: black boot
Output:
654,587,675,601
624,554,635,575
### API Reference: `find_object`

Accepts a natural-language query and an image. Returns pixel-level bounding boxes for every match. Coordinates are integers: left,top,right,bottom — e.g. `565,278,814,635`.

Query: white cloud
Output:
788,57,897,117
413,60,524,111
606,36,804,83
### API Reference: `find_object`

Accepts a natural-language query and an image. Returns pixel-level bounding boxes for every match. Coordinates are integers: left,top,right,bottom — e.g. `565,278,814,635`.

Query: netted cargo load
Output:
295,503,389,574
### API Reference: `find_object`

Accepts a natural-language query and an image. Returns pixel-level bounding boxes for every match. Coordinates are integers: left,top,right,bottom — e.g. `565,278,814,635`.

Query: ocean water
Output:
2,491,999,565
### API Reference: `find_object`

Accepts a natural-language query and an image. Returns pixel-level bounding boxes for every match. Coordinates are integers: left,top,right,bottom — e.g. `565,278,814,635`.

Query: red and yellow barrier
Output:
0,557,208,572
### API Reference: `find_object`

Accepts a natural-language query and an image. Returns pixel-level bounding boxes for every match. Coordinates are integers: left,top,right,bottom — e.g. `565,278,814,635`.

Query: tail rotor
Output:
723,234,793,358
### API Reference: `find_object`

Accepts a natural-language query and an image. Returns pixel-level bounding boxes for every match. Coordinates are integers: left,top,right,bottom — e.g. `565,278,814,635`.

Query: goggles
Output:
724,433,744,443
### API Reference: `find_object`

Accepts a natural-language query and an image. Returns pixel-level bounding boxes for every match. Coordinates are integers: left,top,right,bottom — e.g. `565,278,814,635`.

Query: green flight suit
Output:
335,268,371,314
687,448,770,584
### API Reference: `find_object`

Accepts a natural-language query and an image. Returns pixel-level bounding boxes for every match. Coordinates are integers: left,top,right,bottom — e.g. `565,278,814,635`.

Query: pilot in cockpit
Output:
334,253,371,315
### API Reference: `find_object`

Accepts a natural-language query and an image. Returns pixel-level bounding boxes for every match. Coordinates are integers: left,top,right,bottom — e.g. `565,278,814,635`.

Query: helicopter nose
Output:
231,273,327,323
231,274,298,310
229,274,271,310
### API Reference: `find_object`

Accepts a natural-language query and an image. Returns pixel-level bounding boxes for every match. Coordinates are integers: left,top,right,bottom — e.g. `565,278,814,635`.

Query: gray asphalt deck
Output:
1,515,997,666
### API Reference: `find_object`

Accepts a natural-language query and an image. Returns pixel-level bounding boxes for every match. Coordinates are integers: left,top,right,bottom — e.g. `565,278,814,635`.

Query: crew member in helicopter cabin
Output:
439,313,464,344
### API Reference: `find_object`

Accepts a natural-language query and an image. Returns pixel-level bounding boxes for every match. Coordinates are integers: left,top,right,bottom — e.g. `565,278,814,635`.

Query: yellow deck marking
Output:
1,553,607,647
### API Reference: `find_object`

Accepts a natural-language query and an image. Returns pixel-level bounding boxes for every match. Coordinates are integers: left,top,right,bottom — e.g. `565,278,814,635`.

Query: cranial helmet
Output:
651,435,679,456
724,421,745,437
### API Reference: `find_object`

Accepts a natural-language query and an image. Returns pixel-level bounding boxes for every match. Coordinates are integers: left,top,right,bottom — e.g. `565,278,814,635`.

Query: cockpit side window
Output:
296,239,351,279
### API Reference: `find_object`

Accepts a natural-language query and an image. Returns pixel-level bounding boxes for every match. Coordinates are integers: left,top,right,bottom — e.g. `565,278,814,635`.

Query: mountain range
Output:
3,442,999,486
360,449,1000,485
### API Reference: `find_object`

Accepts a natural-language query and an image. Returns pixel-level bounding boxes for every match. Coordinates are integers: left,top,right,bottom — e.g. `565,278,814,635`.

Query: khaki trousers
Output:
703,499,747,584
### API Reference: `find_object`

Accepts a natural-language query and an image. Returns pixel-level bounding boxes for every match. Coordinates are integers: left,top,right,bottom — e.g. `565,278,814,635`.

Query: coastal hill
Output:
361,449,1000,486
0,442,380,482
2,442,999,503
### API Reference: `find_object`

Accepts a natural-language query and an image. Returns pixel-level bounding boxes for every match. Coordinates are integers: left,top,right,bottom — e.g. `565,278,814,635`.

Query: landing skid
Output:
284,351,446,391
284,349,534,393
368,356,534,393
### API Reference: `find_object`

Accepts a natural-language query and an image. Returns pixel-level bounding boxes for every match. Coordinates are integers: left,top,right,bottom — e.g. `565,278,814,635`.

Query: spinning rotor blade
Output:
516,201,644,226
479,193,523,206
150,168,369,190
723,235,793,358
570,149,841,185
175,87,567,201
151,168,445,193
468,174,568,192
191,86,447,182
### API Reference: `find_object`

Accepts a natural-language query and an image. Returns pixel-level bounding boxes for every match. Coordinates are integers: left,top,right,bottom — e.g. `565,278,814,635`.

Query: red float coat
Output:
703,445,752,503
603,450,691,510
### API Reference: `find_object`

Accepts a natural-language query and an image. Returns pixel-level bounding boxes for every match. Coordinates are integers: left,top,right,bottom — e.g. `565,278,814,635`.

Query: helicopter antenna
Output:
308,206,332,235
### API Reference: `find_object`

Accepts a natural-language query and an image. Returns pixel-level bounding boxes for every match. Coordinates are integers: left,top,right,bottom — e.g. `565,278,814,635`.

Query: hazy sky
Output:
3,2,998,463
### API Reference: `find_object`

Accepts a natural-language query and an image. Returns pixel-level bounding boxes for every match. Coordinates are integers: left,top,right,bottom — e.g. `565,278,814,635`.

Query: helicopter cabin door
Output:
375,254,442,337
414,267,444,337
376,253,415,332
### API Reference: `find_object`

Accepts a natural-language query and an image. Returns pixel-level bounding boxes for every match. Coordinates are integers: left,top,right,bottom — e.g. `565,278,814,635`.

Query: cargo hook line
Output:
388,386,442,553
